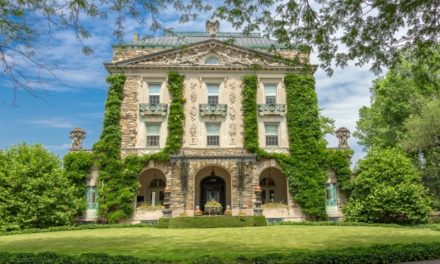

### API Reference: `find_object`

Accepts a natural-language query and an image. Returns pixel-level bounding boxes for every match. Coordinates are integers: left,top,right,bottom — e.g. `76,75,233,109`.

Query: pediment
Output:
114,39,292,67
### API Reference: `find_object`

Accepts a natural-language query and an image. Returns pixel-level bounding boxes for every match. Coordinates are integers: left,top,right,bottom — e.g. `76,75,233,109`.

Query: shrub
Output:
0,144,77,229
157,216,267,228
344,148,432,224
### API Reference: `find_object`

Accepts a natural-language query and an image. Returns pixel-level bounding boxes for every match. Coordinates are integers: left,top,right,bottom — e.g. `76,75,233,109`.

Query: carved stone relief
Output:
135,43,285,67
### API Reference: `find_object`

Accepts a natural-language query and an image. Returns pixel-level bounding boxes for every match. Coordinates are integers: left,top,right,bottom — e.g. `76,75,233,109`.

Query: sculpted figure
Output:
70,128,86,150
335,127,350,149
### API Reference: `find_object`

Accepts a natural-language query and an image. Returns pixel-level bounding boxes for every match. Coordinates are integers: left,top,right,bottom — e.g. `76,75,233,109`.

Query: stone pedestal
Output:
162,187,173,218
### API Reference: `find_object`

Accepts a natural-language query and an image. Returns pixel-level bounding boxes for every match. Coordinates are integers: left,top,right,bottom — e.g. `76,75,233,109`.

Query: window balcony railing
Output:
139,103,168,117
258,104,286,116
199,104,227,117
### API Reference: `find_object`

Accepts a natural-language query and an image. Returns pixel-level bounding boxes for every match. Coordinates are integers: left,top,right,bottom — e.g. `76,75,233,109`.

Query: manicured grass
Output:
0,225,440,261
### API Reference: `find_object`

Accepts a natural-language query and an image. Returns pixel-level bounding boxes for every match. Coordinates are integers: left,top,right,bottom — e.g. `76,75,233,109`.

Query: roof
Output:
113,32,289,50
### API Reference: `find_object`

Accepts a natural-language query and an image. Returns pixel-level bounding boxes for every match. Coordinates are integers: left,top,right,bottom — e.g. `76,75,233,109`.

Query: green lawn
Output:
0,225,440,261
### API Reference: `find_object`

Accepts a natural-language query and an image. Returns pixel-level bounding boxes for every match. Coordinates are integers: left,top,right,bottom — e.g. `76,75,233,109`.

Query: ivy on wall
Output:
63,151,95,216
86,71,185,223
325,149,353,192
242,73,348,220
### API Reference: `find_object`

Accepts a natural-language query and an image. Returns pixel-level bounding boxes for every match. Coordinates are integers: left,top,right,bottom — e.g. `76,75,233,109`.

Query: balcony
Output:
258,104,286,116
199,104,227,117
139,103,168,117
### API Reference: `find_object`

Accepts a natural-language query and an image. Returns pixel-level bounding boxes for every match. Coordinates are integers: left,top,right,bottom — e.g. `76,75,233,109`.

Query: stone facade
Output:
84,24,347,223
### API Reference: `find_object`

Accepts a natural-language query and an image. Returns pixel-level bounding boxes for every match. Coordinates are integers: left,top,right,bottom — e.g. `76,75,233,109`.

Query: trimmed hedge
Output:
2,242,440,263
157,216,267,228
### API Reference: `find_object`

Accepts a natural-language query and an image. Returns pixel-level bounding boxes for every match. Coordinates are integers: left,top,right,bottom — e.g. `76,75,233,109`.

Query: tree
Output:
0,144,77,230
402,98,440,208
344,148,431,224
1,1,439,101
355,47,440,208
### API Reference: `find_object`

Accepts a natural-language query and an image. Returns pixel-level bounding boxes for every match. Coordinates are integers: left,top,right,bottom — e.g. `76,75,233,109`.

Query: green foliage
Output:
63,151,95,216
344,148,431,224
241,75,259,152
325,149,353,192
0,144,77,230
93,74,132,223
242,73,328,220
355,48,440,208
93,72,185,223
164,71,185,154
0,252,147,264
3,242,440,263
157,216,267,228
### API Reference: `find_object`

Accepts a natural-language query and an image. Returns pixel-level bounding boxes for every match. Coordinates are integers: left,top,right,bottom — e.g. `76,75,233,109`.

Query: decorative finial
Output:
70,128,86,151
206,19,220,38
133,32,139,42
335,127,350,149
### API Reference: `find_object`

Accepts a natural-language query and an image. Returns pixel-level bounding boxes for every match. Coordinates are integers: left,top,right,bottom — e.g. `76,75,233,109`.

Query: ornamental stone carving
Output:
229,123,237,145
190,123,197,144
190,106,198,121
206,20,220,38
70,128,86,151
135,42,285,67
336,127,350,149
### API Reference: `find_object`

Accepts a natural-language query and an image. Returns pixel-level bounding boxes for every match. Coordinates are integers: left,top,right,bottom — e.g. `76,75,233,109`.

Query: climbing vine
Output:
243,73,329,220
63,151,95,216
325,149,353,192
90,72,185,222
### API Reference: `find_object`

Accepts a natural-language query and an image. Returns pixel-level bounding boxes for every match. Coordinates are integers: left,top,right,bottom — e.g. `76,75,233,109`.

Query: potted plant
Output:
204,200,222,215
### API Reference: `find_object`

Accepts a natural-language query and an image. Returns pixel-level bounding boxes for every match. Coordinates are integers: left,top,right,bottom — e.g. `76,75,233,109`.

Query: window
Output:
205,56,220,64
207,84,219,105
146,123,161,146
260,177,275,204
148,83,161,104
86,187,98,209
206,123,220,146
265,123,279,146
264,84,277,105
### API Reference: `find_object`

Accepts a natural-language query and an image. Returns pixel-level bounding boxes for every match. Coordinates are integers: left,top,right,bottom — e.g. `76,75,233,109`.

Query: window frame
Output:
207,83,220,105
206,122,221,146
264,84,277,105
148,83,161,104
265,123,279,146
146,123,161,147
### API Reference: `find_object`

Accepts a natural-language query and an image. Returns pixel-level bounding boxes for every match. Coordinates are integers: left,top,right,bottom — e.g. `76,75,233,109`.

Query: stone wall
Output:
120,77,140,150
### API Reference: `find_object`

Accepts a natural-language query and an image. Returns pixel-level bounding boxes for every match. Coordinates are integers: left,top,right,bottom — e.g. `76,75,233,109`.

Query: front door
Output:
200,175,226,212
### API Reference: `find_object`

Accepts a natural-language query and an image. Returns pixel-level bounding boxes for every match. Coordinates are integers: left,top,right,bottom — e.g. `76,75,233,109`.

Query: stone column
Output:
253,185,263,216
162,187,172,218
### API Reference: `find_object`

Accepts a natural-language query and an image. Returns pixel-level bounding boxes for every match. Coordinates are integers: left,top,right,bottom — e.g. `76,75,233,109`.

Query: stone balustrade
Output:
199,104,228,117
257,104,286,116
139,103,168,117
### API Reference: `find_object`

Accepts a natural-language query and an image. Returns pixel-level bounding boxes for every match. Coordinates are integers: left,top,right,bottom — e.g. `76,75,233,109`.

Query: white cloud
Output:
27,117,76,129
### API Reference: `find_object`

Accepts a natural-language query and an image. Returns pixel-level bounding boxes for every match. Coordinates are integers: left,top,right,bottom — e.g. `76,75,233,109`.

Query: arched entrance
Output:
200,175,226,211
194,166,231,213
137,168,166,207
259,167,288,204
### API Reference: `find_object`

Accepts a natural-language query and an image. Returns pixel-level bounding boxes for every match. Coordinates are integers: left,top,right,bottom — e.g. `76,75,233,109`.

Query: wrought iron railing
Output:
257,104,286,116
139,103,168,117
199,104,227,117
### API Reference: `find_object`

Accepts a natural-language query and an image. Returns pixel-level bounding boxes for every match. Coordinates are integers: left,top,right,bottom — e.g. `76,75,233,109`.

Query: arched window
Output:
260,177,275,204
205,55,220,64
150,179,166,188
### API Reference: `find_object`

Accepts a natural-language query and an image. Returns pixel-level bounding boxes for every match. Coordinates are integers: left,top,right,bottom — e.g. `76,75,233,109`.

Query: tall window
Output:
260,177,275,204
265,123,279,146
206,123,220,146
146,123,161,147
264,84,277,105
207,84,219,105
149,84,161,104
86,187,98,209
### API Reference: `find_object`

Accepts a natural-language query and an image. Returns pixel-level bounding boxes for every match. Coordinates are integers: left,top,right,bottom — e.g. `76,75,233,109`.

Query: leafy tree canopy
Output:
0,144,77,230
1,0,438,98
344,148,431,224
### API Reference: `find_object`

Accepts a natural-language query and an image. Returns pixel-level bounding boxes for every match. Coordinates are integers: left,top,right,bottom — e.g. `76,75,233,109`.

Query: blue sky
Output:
0,10,377,165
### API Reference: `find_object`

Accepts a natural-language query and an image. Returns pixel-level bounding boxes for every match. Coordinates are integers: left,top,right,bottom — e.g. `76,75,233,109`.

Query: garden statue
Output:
70,128,86,150
335,127,350,149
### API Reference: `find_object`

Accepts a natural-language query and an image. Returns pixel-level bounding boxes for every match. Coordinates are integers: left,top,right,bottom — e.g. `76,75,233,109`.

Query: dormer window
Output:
205,55,220,65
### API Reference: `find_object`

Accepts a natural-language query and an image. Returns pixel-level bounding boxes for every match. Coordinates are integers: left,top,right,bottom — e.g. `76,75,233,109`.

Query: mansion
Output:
76,21,351,223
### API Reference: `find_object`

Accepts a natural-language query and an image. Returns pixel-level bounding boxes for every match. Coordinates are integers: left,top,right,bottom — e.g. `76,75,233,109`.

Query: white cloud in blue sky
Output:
0,10,378,166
